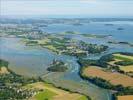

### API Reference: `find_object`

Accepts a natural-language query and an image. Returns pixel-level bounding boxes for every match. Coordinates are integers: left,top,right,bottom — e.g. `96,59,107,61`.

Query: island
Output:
108,41,133,47
24,33,108,57
81,34,112,39
47,59,68,72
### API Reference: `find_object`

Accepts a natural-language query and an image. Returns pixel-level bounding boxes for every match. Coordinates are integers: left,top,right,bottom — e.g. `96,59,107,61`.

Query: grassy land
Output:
113,54,133,61
119,65,133,72
82,66,133,87
117,95,133,100
27,82,88,100
35,89,56,100
78,96,88,100
109,53,133,73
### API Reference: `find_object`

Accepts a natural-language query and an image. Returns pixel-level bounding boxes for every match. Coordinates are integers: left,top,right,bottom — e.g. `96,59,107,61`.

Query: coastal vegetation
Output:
0,59,9,67
78,54,114,68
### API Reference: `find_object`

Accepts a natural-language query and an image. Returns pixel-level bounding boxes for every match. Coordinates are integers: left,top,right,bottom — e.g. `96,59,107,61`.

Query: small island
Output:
117,27,124,30
47,59,68,72
108,41,133,47
81,34,112,39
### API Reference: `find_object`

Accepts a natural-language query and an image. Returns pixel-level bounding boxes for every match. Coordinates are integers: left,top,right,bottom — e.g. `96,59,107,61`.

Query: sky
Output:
1,0,133,18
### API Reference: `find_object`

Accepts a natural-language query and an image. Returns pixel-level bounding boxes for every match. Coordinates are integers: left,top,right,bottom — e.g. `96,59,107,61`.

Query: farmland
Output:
79,53,133,99
113,54,133,61
108,53,133,73
27,82,88,100
119,65,133,72
82,66,133,87
117,95,133,100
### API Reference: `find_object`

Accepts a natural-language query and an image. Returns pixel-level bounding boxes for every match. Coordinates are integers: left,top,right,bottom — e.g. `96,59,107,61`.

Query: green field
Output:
113,54,133,61
35,89,56,100
78,96,88,100
112,53,133,73
27,82,88,100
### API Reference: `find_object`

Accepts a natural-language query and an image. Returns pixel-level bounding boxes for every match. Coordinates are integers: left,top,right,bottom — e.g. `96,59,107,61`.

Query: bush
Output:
115,61,133,66
0,59,9,67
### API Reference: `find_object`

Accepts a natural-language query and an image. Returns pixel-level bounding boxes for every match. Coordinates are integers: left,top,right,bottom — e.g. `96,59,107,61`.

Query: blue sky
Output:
1,0,133,18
